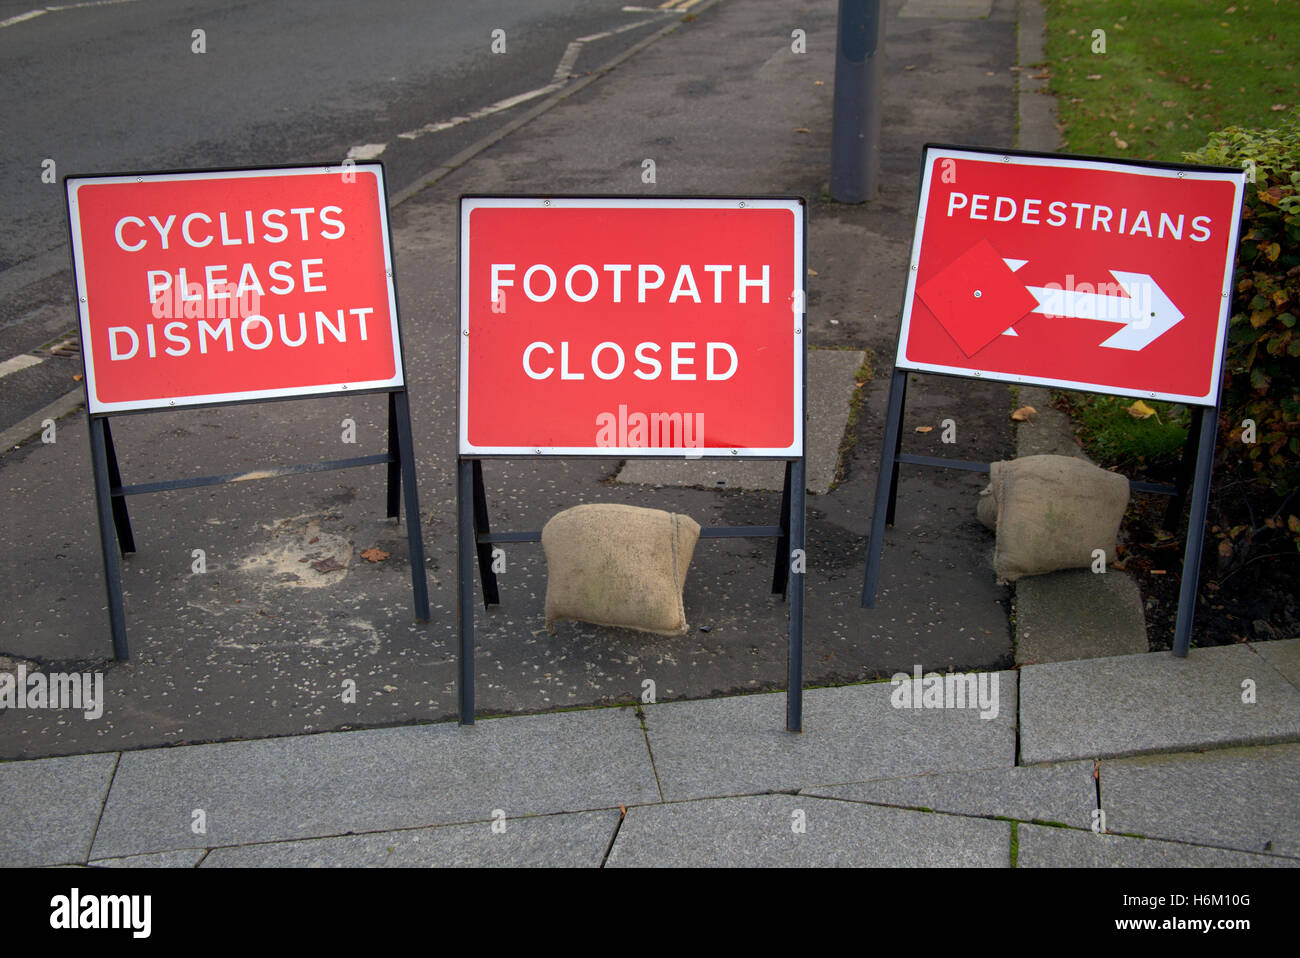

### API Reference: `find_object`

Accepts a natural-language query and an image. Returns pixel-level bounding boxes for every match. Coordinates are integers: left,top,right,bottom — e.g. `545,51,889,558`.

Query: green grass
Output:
1041,3,1296,471
828,354,874,492
1043,0,1300,161
1056,391,1191,476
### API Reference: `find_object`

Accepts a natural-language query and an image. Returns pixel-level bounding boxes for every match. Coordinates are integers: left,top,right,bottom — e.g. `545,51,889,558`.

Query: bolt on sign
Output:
458,197,805,456
67,164,404,412
896,146,1246,405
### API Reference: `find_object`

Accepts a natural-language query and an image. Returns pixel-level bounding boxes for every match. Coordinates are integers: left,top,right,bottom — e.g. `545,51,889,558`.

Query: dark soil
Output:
1118,490,1300,650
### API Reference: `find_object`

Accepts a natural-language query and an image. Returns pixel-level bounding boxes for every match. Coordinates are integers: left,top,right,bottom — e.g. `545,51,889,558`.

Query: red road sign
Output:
66,164,404,413
458,197,805,456
896,146,1246,405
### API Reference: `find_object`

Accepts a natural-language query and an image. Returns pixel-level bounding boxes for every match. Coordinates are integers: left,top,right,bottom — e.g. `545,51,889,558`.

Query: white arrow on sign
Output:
1020,269,1184,351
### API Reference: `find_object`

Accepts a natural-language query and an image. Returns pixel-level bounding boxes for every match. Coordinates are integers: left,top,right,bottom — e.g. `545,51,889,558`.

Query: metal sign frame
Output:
457,194,809,731
861,144,1247,657
64,162,429,658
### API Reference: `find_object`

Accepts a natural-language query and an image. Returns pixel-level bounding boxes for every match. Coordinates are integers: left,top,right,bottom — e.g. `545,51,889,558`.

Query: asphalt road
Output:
0,0,685,431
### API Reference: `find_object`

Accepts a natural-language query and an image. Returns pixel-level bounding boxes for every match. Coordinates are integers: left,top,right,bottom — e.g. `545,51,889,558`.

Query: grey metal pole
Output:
1172,410,1219,656
89,417,129,659
457,457,476,724
830,0,885,203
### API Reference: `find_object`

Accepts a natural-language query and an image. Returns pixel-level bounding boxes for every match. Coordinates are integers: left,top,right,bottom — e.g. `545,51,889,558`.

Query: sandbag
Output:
981,455,1129,583
542,503,700,636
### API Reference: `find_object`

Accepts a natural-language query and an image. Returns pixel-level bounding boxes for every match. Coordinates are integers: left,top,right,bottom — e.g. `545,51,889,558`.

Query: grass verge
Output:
1043,0,1300,162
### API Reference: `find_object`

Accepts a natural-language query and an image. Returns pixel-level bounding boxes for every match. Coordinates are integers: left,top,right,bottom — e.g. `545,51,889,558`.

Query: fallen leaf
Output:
361,548,390,563
1010,405,1037,421
1086,74,1102,80
904,64,915,71
813,80,825,85
1126,399,1156,419
73,374,83,381
311,557,345,573
807,268,819,276
794,127,811,134
1150,569,1167,575
308,536,319,544
1272,103,1288,111
915,425,934,433
1114,138,1129,149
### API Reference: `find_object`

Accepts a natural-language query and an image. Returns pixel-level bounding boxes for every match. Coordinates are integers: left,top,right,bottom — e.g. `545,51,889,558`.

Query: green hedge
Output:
1184,111,1300,553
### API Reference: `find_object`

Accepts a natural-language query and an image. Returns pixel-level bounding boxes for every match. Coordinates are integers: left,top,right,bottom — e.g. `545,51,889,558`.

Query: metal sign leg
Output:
1163,406,1205,531
392,390,429,622
89,417,129,660
101,418,135,555
457,457,476,724
885,371,909,526
386,391,401,520
771,460,793,597
787,456,807,732
471,459,501,606
1172,409,1219,657
861,368,908,607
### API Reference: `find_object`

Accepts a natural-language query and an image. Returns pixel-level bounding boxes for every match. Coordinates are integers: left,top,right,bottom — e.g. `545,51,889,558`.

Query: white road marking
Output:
578,16,659,42
1,0,141,29
552,40,583,81
0,9,46,26
346,143,387,160
0,354,44,379
386,14,665,146
398,82,564,140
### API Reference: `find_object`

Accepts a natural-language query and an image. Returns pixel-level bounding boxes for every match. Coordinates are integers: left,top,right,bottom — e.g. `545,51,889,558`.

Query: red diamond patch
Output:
916,239,1039,358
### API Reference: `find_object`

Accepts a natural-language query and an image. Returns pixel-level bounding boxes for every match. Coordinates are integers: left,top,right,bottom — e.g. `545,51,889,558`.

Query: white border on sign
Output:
66,164,405,414
458,196,805,457
894,146,1245,406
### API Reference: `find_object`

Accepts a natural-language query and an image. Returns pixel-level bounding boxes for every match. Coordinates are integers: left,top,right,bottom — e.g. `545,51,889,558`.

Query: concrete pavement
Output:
3,640,1297,867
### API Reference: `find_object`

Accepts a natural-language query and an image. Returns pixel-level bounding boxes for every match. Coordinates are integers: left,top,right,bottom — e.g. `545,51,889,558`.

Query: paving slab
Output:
1019,644,1300,763
1017,823,1298,868
0,752,117,866
805,759,1096,828
615,350,866,494
201,809,620,867
88,850,206,868
1252,638,1300,690
1100,743,1300,860
90,707,655,860
643,677,1015,801
1015,570,1147,665
606,795,1010,867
